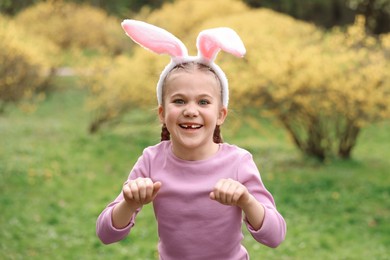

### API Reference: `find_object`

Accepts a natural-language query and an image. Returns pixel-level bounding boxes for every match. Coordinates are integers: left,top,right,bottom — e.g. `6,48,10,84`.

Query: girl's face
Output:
158,69,227,160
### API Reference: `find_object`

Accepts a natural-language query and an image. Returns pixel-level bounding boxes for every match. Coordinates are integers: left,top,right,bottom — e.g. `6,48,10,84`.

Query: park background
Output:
1,0,389,259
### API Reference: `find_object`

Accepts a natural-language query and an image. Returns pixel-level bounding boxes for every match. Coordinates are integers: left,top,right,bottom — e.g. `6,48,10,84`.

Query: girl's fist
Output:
123,177,162,208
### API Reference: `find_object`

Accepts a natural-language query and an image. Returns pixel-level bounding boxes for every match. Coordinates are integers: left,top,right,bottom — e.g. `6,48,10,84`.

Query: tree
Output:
0,0,172,16
213,12,390,160
242,0,390,34
14,1,128,54
0,0,39,15
83,0,249,132
81,0,390,161
346,0,390,34
0,15,57,112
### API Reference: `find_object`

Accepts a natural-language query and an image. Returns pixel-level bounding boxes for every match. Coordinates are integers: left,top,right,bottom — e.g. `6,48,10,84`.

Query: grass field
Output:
1,77,389,259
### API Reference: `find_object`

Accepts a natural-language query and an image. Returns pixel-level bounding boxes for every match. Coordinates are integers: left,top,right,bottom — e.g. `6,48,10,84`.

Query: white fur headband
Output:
121,19,246,107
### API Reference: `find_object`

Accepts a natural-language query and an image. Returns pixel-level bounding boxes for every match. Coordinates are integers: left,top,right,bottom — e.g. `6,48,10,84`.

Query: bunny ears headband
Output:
121,19,246,107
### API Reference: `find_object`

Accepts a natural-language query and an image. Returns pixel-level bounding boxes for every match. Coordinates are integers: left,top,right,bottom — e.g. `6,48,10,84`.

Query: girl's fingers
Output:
123,178,161,204
130,181,140,202
220,180,232,204
138,180,147,201
152,181,162,197
211,179,246,206
231,185,244,204
211,179,226,203
123,182,134,200
209,191,216,200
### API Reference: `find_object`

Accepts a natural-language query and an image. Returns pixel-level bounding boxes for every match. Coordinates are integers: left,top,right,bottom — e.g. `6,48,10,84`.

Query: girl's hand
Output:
210,178,265,230
209,178,251,209
123,177,162,209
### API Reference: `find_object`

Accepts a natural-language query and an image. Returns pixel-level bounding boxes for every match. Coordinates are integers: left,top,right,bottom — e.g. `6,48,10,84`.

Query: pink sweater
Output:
97,141,286,259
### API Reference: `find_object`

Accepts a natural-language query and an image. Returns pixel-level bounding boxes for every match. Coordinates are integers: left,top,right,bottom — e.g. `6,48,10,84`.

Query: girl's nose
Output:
183,103,199,117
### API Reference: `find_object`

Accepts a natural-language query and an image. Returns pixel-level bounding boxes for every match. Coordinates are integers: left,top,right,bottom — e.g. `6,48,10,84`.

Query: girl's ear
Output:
158,105,165,123
217,107,228,126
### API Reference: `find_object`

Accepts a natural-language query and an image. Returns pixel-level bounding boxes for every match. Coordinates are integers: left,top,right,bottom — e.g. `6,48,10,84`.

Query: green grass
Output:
1,78,389,259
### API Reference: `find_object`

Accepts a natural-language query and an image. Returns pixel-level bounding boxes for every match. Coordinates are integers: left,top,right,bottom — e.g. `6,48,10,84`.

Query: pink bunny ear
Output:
121,19,188,58
197,27,246,62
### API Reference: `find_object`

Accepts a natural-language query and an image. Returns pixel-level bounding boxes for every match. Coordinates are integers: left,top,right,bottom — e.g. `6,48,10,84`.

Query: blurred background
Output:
1,0,389,259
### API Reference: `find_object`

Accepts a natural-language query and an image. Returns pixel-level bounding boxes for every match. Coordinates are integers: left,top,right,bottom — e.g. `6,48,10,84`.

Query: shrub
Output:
82,1,389,162
0,15,57,112
83,0,248,132
81,53,163,132
139,0,249,40
208,12,390,160
14,1,128,55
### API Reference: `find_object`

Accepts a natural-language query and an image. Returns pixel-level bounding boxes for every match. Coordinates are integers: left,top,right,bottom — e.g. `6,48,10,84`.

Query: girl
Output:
97,20,286,260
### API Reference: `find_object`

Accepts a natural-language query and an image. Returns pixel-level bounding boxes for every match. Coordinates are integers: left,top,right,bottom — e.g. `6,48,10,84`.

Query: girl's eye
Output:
173,99,185,104
199,99,210,105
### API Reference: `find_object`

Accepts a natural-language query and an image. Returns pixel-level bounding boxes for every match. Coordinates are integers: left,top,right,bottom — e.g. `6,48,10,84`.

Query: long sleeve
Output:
238,153,287,248
96,193,141,244
96,152,150,244
245,206,286,248
96,142,286,258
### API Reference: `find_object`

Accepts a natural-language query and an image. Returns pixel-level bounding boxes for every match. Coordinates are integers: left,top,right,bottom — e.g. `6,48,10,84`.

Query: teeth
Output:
180,124,201,129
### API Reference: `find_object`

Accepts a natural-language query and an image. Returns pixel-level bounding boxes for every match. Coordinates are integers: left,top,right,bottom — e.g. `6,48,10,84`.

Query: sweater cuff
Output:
245,206,285,248
108,206,135,231
245,203,266,234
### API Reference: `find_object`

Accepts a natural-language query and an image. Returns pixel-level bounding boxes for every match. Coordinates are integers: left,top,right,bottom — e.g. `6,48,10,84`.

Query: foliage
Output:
82,0,249,132
345,0,390,33
70,0,172,17
0,0,39,15
14,1,129,55
207,11,390,160
243,0,390,34
0,0,171,17
244,0,355,28
81,53,163,132
3,0,389,34
0,15,58,112
138,0,249,39
81,0,389,160
1,84,389,259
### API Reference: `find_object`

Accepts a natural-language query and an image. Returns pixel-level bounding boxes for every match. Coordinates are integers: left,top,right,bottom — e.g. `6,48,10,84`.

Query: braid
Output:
161,124,170,141
213,125,223,144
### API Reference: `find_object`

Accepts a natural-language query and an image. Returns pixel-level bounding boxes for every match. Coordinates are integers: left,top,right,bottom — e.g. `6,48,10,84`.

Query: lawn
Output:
1,77,389,259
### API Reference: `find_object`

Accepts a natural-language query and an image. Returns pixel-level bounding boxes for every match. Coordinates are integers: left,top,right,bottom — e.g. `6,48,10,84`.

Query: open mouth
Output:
179,124,203,129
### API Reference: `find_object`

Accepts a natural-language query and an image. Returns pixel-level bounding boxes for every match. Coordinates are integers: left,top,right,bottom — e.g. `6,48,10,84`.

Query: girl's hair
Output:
160,62,224,144
162,62,223,101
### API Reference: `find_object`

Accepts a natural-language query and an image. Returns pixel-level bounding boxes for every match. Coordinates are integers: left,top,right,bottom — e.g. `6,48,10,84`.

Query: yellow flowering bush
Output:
83,0,248,132
0,15,58,112
14,1,128,55
380,32,390,57
139,0,249,40
82,52,165,132
204,12,390,160
82,0,389,161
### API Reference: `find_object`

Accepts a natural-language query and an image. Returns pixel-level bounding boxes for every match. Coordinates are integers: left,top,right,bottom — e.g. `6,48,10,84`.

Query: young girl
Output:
97,20,286,259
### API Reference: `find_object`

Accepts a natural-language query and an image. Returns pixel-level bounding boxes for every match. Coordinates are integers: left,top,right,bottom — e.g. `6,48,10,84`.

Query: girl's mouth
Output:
179,124,203,129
